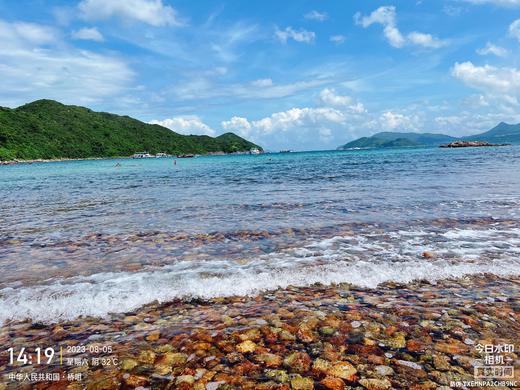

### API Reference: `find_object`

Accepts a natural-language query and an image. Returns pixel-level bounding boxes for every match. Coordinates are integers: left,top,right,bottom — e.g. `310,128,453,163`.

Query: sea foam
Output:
1,226,519,324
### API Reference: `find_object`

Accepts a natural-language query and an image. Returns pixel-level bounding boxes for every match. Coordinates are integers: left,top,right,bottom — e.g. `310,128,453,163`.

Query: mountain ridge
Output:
0,99,262,161
338,122,520,150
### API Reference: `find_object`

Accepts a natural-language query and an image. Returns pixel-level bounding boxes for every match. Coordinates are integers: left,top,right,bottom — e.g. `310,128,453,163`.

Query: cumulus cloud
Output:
319,88,366,113
379,111,418,130
0,19,133,106
221,116,252,137
150,116,216,136
329,35,346,44
509,19,520,42
319,88,353,107
71,27,104,42
219,105,371,150
275,26,315,43
221,107,345,139
476,42,509,57
78,0,182,26
355,6,446,49
452,61,520,104
304,10,328,22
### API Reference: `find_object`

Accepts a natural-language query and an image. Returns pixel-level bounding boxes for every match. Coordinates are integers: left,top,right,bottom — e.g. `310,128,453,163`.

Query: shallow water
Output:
1,146,520,323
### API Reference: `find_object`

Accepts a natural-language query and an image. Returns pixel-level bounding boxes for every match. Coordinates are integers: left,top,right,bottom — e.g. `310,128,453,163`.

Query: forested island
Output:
0,100,262,161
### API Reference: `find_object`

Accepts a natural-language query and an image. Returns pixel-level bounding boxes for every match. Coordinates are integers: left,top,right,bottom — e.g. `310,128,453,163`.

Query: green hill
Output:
338,131,456,149
338,123,520,150
464,122,520,144
0,99,262,161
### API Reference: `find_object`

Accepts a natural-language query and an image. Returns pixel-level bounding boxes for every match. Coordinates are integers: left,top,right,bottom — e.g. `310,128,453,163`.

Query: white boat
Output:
132,152,153,159
250,148,261,155
155,153,168,158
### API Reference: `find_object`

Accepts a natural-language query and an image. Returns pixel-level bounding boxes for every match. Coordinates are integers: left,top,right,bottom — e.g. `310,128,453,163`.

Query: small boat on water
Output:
155,152,169,158
279,150,292,153
177,154,195,158
132,152,153,159
250,148,261,155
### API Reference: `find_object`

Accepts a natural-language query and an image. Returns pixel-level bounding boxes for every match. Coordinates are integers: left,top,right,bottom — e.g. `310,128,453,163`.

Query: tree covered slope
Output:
0,100,261,160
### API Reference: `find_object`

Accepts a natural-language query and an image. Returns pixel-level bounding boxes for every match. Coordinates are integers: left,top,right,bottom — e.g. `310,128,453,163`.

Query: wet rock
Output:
319,326,336,336
320,376,345,390
137,349,156,364
176,375,195,385
279,329,297,341
385,332,406,349
327,361,357,381
236,340,257,353
432,354,450,371
168,352,188,367
374,365,394,376
120,358,138,371
146,330,161,341
255,353,283,367
297,324,315,343
265,369,290,383
290,375,314,390
123,374,148,387
284,352,312,373
359,378,392,390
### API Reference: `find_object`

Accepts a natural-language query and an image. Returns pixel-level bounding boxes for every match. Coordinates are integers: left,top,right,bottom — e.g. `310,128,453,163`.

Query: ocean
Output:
1,146,520,324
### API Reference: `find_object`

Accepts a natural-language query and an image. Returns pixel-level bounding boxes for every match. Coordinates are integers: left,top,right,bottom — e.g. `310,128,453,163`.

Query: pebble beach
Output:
1,275,519,389
1,149,520,388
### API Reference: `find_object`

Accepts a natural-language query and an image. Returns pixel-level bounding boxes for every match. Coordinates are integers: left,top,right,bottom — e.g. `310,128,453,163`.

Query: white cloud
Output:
220,104,373,150
452,61,520,104
355,6,446,49
304,10,328,22
329,35,346,44
221,107,345,136
407,32,446,48
476,42,508,57
78,0,182,26
461,0,520,6
251,78,273,87
221,116,252,136
253,107,344,134
71,27,104,42
0,20,57,46
319,88,366,113
0,19,133,106
509,19,520,42
150,116,215,136
275,26,315,43
355,6,405,48
319,88,353,107
379,111,417,130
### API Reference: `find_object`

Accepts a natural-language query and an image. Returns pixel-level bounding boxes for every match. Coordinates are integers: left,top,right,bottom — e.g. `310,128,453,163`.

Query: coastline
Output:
1,274,519,389
0,150,260,166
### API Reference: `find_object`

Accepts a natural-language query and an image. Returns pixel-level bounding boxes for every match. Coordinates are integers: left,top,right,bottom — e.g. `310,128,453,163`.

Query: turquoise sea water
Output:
1,146,520,323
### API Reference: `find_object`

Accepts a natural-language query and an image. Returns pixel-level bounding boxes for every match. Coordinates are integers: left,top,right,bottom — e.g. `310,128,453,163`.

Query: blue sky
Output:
1,0,520,150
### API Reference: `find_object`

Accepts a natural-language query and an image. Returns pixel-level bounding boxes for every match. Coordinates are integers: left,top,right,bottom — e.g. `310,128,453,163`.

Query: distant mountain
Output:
338,123,520,150
338,131,456,149
463,122,520,144
0,99,262,161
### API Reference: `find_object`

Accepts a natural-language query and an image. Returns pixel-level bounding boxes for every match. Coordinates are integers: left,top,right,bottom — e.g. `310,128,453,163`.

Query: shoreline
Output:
1,274,519,389
0,150,261,166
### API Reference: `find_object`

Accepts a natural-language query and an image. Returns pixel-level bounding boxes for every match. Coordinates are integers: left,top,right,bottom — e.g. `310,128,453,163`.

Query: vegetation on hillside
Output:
0,100,262,160
338,124,520,150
